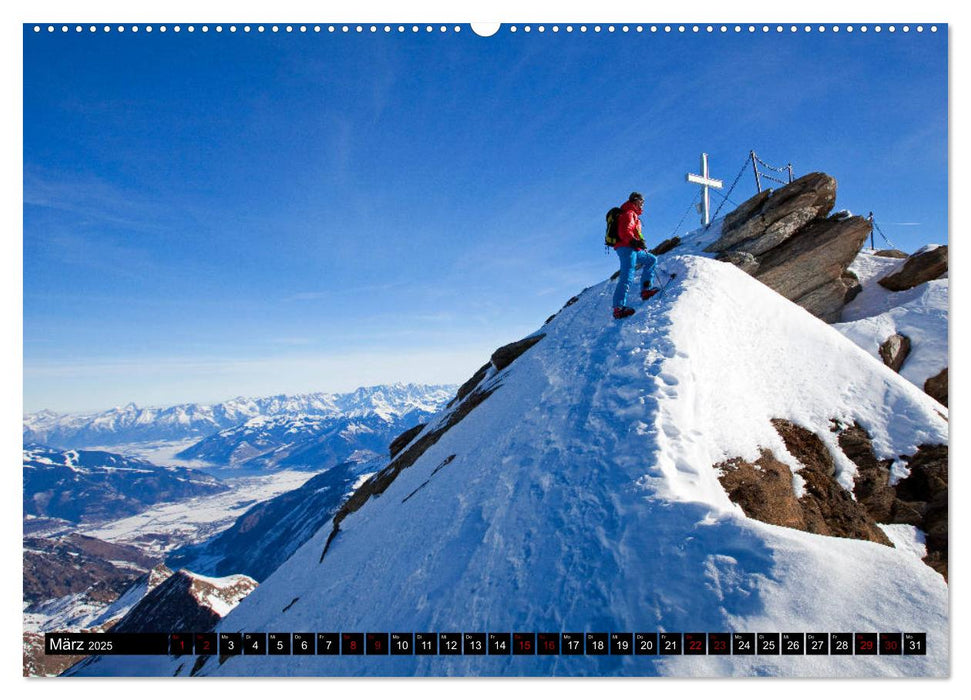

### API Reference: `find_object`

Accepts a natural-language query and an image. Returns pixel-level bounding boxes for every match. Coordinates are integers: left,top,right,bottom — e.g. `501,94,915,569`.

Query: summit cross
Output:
686,152,724,227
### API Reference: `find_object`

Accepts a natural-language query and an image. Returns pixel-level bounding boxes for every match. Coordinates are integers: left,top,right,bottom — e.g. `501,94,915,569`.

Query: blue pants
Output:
612,247,657,308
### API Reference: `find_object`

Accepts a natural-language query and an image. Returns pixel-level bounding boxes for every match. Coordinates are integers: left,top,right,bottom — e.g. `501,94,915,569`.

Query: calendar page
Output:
22,13,949,679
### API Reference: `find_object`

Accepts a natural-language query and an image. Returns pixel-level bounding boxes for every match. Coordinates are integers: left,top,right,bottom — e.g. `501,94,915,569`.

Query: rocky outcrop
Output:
716,420,891,547
840,423,948,579
650,236,681,256
389,424,425,458
924,368,948,406
878,245,948,291
750,214,872,321
707,173,836,255
111,570,257,633
718,419,948,579
706,173,871,322
491,334,546,372
874,249,909,259
878,333,911,372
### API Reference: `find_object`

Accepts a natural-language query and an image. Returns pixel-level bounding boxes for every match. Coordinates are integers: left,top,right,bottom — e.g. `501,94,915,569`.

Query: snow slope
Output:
76,255,947,677
833,249,948,393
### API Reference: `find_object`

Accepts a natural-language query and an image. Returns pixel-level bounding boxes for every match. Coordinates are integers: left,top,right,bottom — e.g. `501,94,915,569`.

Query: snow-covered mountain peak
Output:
79,252,946,677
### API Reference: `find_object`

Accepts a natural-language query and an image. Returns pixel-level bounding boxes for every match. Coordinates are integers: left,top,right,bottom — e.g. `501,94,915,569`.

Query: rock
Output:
650,236,681,255
715,251,759,275
842,270,862,303
874,249,909,259
716,450,806,530
878,245,948,291
924,367,948,406
754,214,872,321
878,333,911,372
715,419,892,548
841,424,896,522
705,172,870,321
837,422,949,579
389,423,425,458
706,173,836,254
491,334,545,372
770,419,892,545
446,362,491,409
894,445,949,579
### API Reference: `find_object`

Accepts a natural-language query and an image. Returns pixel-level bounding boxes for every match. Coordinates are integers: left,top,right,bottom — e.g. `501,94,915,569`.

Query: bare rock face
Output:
715,251,759,275
924,367,948,406
878,333,911,372
650,236,682,256
715,419,891,547
491,334,546,372
878,245,948,291
840,423,948,579
389,423,425,458
752,214,872,321
111,570,257,633
706,172,871,322
717,418,948,579
707,173,836,255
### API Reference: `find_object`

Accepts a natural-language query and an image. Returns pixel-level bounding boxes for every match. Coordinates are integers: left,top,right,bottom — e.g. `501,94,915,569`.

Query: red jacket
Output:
614,199,645,249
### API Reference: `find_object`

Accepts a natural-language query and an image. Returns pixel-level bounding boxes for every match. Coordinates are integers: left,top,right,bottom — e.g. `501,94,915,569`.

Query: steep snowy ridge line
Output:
70,254,947,677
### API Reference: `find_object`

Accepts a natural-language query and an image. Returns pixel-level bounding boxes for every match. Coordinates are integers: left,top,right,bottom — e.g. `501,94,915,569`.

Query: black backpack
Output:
605,206,622,248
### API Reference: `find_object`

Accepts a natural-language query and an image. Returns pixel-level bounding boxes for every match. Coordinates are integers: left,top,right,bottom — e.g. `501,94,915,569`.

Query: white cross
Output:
686,153,723,227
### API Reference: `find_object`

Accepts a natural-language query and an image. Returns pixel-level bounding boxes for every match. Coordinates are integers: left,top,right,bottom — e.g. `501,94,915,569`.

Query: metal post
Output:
750,150,762,193
787,163,793,183
868,212,875,250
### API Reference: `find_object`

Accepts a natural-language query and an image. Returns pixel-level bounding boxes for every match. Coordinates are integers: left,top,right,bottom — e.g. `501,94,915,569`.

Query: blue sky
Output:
23,24,947,413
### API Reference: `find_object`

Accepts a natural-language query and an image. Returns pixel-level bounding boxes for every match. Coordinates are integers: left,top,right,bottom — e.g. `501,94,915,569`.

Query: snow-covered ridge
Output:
23,383,457,448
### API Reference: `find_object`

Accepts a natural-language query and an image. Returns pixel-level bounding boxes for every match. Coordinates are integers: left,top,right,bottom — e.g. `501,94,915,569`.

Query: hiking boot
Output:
641,286,660,301
613,306,636,319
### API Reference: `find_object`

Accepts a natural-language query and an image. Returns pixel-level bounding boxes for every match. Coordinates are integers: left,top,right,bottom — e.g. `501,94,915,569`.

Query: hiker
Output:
611,192,658,319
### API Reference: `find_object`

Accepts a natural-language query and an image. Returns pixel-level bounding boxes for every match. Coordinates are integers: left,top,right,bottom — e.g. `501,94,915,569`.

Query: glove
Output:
633,238,647,251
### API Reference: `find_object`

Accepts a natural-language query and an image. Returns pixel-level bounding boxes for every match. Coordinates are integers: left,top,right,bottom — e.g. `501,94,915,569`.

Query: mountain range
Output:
23,384,456,449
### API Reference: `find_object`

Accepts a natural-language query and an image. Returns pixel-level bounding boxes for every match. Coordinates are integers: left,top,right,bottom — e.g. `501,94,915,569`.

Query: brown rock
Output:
650,236,681,256
874,249,909,259
841,423,896,522
842,270,863,303
837,422,949,580
924,368,948,406
895,445,949,579
706,173,836,253
770,419,892,545
491,334,545,372
717,450,806,530
389,423,425,458
715,419,892,548
715,251,759,275
878,245,948,291
754,214,872,321
878,333,911,372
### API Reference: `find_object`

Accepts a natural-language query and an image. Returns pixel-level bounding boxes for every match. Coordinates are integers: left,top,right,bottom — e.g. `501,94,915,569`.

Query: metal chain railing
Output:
751,150,793,192
704,157,751,231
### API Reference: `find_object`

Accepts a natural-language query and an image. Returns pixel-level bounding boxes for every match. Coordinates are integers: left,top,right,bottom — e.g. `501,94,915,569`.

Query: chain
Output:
870,217,897,249
705,158,750,231
669,195,698,239
753,153,790,173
